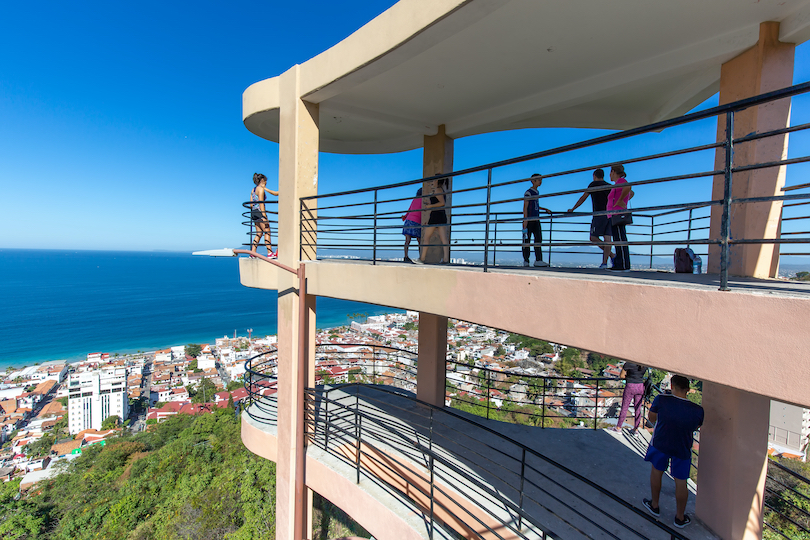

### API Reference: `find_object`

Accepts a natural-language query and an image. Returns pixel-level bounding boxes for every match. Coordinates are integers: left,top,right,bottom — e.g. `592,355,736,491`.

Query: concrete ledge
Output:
239,257,281,290
306,261,810,408
241,410,278,462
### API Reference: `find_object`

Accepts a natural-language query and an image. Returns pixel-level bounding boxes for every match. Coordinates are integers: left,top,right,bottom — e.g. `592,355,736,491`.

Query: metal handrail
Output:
306,383,690,540
243,349,279,424
763,457,810,539
290,82,810,287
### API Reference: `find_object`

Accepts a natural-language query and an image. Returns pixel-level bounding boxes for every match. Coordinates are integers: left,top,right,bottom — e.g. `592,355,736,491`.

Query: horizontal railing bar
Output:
734,120,810,144
300,80,810,201
733,154,810,174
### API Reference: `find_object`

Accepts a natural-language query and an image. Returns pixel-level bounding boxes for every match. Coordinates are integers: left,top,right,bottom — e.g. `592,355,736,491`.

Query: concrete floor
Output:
300,386,721,540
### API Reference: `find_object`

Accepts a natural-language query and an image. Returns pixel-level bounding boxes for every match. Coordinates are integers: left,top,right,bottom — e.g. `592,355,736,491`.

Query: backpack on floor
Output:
674,248,694,273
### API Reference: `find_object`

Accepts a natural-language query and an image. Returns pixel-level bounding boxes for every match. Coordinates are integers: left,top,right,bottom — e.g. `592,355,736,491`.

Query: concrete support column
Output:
276,64,319,540
416,312,448,407
421,125,454,264
417,126,453,408
696,382,770,540
708,21,795,278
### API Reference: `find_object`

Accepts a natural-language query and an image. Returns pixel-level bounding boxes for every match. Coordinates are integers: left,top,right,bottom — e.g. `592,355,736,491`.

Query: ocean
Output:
0,249,402,368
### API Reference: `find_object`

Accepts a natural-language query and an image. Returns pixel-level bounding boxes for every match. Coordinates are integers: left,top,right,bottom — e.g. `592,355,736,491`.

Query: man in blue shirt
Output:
643,375,704,528
523,174,552,267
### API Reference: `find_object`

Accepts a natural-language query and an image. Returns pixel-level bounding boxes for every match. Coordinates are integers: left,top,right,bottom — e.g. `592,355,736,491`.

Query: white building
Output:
197,355,216,370
769,401,810,461
67,369,129,435
154,349,173,363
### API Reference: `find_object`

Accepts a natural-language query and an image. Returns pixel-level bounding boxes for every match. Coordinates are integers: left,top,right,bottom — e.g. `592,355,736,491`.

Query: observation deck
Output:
240,347,720,539
235,2,810,539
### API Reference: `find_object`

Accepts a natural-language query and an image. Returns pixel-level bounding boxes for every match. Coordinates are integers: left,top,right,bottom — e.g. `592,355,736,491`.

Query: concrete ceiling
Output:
243,0,810,154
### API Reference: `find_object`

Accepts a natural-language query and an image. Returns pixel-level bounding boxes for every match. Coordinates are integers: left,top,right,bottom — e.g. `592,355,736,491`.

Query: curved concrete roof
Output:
243,0,810,154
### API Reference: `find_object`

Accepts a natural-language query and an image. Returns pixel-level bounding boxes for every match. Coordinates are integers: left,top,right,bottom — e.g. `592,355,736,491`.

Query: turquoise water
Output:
0,249,401,367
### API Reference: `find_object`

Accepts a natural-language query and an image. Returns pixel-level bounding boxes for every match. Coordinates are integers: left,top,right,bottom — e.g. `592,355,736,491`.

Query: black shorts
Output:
590,215,612,237
428,210,447,225
251,209,267,223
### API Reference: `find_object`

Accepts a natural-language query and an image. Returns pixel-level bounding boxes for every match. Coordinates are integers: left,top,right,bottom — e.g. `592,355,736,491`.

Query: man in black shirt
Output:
523,174,552,267
568,169,615,268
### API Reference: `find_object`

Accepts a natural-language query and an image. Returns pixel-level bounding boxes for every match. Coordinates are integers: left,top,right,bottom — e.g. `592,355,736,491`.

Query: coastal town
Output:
0,312,806,493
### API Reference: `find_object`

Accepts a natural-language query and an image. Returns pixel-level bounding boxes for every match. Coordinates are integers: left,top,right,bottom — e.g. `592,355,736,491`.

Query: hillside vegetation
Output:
1,409,365,540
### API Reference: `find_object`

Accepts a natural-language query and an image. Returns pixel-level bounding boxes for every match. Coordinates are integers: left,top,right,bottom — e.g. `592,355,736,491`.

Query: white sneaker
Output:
534,261,549,267
412,258,424,265
523,261,530,267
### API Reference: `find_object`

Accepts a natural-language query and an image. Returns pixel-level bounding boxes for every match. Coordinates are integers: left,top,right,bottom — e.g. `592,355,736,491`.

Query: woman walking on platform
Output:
250,173,279,257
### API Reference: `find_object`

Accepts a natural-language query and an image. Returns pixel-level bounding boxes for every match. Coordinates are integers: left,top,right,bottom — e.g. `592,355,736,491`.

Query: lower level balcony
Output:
240,348,722,540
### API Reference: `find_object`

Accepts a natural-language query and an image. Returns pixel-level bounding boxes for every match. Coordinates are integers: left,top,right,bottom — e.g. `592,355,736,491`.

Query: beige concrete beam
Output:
305,261,810,409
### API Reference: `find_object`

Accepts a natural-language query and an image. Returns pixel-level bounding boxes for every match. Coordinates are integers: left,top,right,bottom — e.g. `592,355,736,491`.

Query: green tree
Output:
587,352,620,374
650,369,667,386
226,379,243,392
189,378,218,403
101,415,120,430
186,344,202,358
25,433,55,457
0,413,281,540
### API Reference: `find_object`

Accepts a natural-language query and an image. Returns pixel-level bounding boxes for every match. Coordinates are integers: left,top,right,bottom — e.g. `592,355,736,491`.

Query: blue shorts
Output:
645,445,691,480
402,220,421,238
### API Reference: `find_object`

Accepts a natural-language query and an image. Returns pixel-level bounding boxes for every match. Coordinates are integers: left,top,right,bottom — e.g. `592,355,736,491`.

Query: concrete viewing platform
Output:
244,386,720,540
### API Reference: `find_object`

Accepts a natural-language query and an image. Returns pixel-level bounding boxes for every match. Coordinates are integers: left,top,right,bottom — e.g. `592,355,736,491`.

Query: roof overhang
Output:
243,0,810,154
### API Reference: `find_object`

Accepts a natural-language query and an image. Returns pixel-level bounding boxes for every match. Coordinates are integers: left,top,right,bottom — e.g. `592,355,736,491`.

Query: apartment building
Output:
232,2,810,540
769,401,810,461
67,369,129,435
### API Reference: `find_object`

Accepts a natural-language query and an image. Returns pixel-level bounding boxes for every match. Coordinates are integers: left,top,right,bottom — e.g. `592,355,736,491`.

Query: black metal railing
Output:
241,200,280,255
314,343,418,390
249,345,638,430
297,82,810,289
244,344,418,424
305,384,690,540
446,360,625,429
764,458,810,540
244,348,279,424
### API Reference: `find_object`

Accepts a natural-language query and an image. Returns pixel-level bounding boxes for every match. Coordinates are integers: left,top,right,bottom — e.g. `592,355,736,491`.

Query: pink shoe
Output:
269,250,278,259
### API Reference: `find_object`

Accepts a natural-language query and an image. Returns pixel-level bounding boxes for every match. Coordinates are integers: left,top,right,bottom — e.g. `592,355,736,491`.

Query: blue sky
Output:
1,1,809,254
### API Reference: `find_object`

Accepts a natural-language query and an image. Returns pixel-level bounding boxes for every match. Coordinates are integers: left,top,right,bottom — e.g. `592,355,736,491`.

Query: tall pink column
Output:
417,312,449,406
696,382,770,540
276,64,319,540
708,21,795,278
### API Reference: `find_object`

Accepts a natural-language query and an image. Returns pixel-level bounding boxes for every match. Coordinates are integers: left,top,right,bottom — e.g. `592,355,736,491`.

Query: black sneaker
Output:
404,257,413,263
642,498,660,517
674,515,691,528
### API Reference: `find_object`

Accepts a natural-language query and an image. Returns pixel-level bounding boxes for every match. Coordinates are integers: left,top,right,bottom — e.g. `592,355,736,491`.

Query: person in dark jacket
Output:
614,361,647,434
